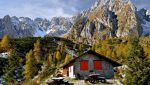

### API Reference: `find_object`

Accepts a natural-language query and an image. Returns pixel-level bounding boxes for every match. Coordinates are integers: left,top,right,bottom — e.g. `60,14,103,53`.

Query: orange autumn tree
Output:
0,35,10,51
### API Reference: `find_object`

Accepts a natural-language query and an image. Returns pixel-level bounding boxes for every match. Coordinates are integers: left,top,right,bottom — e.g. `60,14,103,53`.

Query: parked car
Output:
55,73,64,77
84,74,106,84
51,77,69,85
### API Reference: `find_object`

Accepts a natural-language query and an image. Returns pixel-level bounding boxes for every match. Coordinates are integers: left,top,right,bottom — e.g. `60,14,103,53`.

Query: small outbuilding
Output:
62,50,121,79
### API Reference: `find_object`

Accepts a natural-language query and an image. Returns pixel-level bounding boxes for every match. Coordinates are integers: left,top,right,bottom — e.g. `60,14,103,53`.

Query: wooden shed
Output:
62,50,121,79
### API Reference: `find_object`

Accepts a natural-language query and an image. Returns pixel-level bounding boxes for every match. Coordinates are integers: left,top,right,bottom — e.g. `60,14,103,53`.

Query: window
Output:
94,60,102,70
80,60,88,71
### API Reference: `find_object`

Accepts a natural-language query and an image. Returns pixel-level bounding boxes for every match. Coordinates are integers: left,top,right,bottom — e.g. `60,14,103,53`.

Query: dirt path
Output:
72,79,123,85
73,80,85,85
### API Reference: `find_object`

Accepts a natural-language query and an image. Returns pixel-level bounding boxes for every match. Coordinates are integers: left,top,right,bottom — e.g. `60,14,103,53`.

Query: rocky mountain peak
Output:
93,0,136,12
3,15,11,21
94,0,133,7
66,0,143,44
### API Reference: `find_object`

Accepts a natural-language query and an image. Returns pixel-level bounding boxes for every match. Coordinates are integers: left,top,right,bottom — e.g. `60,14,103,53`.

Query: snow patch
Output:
34,28,46,37
0,78,4,85
0,52,9,58
146,10,150,15
46,29,55,34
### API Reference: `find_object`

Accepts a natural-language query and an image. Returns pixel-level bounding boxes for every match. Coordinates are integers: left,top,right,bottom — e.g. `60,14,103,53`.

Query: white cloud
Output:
0,0,149,19
1,0,95,18
132,0,150,10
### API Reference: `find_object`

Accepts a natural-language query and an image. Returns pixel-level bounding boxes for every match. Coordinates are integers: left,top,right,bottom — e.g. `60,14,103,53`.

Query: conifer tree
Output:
55,51,61,62
53,53,58,67
78,44,84,55
39,55,55,80
91,44,96,51
60,44,64,54
64,54,71,64
47,53,53,66
0,35,9,51
73,44,77,50
3,49,22,83
33,39,42,63
59,44,66,59
24,50,38,80
56,45,61,51
124,37,150,85
79,44,83,51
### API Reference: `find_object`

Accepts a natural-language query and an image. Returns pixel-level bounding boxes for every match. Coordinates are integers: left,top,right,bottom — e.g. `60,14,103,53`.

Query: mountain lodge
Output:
62,50,121,79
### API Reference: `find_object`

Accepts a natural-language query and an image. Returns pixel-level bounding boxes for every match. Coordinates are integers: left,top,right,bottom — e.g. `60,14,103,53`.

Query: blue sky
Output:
0,0,149,19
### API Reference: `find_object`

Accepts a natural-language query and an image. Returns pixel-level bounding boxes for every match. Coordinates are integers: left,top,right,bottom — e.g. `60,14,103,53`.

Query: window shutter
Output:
80,60,88,71
94,60,102,70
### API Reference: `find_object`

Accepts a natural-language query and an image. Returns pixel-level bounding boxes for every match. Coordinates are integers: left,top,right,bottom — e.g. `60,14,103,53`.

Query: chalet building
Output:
62,50,121,79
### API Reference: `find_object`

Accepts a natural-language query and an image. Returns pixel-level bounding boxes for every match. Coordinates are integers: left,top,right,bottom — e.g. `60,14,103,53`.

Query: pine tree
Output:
33,39,42,63
124,37,150,85
0,35,9,51
79,44,83,51
59,44,67,60
73,44,77,50
39,57,55,80
78,44,84,55
91,44,96,51
23,50,38,80
47,53,53,66
53,53,57,67
60,44,64,54
64,54,71,64
3,49,22,83
56,45,61,51
55,51,61,62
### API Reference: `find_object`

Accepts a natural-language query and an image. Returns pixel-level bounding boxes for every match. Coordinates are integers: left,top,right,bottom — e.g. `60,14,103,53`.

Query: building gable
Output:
75,53,113,71
62,50,121,68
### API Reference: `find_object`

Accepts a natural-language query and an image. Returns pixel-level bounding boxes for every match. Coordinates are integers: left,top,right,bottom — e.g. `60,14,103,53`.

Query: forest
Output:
0,35,150,84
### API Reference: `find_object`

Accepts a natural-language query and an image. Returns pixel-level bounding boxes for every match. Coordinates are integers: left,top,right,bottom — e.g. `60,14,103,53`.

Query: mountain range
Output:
0,15,73,38
0,0,150,44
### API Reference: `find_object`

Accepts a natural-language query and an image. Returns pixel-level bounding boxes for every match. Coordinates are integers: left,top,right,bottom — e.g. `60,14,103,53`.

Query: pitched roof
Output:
62,50,122,68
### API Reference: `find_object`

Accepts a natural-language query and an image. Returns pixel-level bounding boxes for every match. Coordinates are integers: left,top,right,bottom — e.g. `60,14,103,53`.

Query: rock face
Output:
0,15,18,38
138,9,150,35
66,0,150,44
0,16,72,38
45,17,73,37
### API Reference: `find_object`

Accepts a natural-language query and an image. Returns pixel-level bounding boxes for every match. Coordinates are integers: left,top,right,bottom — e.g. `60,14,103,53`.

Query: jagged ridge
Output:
66,0,150,44
0,15,73,38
